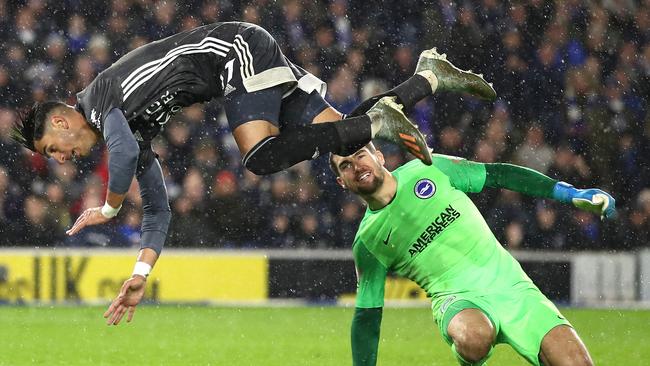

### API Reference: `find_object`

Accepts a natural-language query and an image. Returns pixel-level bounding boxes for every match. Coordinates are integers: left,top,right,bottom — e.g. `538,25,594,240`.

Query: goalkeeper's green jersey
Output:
353,155,533,308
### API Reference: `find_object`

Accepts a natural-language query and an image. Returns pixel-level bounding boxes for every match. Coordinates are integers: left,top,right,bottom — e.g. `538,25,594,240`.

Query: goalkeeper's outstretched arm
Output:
483,163,616,219
430,154,617,219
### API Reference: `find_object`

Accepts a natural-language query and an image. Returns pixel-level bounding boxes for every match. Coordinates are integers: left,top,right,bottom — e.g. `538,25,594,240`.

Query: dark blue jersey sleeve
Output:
103,108,139,194
136,157,171,255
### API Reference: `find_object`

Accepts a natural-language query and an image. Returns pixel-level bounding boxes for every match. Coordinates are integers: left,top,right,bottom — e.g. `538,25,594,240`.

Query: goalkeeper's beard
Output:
356,170,385,195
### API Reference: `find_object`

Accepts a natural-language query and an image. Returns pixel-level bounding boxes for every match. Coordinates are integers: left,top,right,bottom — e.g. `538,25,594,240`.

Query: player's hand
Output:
103,275,147,325
66,207,111,236
553,182,616,220
571,188,617,220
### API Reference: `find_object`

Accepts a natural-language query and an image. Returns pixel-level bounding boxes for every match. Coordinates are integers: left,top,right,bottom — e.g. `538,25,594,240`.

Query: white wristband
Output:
132,261,152,278
100,202,122,218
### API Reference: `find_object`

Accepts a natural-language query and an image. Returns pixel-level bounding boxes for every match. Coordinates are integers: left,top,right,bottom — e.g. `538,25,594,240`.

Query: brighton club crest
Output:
414,179,436,199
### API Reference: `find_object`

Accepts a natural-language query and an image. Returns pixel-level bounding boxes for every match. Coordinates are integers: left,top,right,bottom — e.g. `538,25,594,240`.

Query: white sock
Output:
417,70,438,93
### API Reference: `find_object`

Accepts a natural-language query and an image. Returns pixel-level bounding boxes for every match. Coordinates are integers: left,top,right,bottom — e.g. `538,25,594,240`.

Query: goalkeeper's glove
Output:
552,182,617,220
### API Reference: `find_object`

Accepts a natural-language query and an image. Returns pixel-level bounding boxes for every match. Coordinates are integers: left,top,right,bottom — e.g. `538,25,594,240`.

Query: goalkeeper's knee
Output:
452,343,493,366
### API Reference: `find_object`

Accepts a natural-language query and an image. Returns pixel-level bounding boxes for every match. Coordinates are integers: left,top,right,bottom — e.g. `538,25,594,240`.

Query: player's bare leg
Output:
232,119,280,157
447,308,496,364
312,106,343,124
367,96,432,165
415,48,497,101
538,325,593,366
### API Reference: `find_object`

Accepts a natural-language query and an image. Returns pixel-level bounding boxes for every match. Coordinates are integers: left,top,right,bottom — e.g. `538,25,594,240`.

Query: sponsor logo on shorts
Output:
414,179,436,199
408,204,461,257
440,295,457,314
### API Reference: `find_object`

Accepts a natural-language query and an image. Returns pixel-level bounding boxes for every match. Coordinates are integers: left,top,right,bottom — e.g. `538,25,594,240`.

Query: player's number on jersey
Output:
221,59,235,90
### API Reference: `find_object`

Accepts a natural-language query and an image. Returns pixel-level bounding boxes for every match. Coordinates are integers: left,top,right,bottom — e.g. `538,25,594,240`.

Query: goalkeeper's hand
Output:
552,182,617,220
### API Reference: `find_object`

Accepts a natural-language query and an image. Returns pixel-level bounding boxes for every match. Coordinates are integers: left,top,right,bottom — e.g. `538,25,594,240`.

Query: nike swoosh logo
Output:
383,229,392,245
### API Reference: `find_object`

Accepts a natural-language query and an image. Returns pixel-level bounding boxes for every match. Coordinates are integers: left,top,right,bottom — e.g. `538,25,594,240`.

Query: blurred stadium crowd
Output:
0,0,648,251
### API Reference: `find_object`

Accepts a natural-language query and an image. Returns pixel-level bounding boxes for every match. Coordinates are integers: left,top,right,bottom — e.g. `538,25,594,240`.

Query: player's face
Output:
334,148,386,195
34,117,94,164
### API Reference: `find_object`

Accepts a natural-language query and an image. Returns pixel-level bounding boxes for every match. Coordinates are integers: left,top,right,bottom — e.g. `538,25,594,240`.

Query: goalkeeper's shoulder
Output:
431,153,467,162
397,153,472,171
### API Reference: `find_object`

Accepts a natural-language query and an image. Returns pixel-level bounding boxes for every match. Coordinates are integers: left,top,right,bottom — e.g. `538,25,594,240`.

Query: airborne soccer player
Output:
330,143,615,366
11,21,496,325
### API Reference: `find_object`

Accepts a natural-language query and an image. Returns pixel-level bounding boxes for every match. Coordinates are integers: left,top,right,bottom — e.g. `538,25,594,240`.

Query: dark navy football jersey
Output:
75,21,317,142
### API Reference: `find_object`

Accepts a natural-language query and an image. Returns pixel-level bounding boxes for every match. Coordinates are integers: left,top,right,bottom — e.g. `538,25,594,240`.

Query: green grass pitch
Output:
1,306,648,365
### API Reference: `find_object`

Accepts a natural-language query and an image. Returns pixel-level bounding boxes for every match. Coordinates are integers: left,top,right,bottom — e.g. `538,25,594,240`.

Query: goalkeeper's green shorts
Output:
431,283,572,366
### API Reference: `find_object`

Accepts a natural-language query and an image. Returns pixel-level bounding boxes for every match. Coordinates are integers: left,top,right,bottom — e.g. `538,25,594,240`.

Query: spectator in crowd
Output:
503,220,525,250
567,210,601,250
167,194,205,248
44,182,71,234
545,144,592,190
0,108,24,179
294,209,328,249
527,201,569,250
117,205,143,247
268,208,294,248
0,167,22,246
66,14,90,55
326,66,360,114
486,189,531,245
616,205,648,251
513,124,555,174
332,195,364,249
21,194,63,247
192,139,224,188
173,168,213,246
206,170,251,247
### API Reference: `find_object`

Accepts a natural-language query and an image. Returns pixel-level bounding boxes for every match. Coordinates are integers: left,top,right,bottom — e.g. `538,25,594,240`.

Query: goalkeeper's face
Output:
333,147,387,196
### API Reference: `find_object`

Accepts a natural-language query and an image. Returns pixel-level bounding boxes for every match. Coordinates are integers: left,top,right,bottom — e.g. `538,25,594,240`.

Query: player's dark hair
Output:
11,101,66,152
328,142,377,177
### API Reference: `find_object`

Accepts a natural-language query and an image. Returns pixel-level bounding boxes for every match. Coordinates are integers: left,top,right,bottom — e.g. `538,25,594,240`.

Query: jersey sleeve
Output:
103,108,140,194
75,77,123,133
430,154,487,193
353,239,388,309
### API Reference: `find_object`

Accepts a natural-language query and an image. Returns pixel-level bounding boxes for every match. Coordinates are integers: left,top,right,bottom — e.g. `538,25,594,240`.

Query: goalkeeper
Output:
329,141,615,366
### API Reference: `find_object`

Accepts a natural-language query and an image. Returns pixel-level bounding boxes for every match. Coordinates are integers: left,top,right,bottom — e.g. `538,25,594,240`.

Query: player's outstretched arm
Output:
351,307,383,366
67,108,139,235
103,147,170,325
429,155,617,219
483,163,617,220
104,248,158,325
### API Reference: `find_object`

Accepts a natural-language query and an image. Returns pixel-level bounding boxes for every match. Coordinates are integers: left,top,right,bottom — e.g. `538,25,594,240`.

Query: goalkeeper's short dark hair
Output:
12,101,66,152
